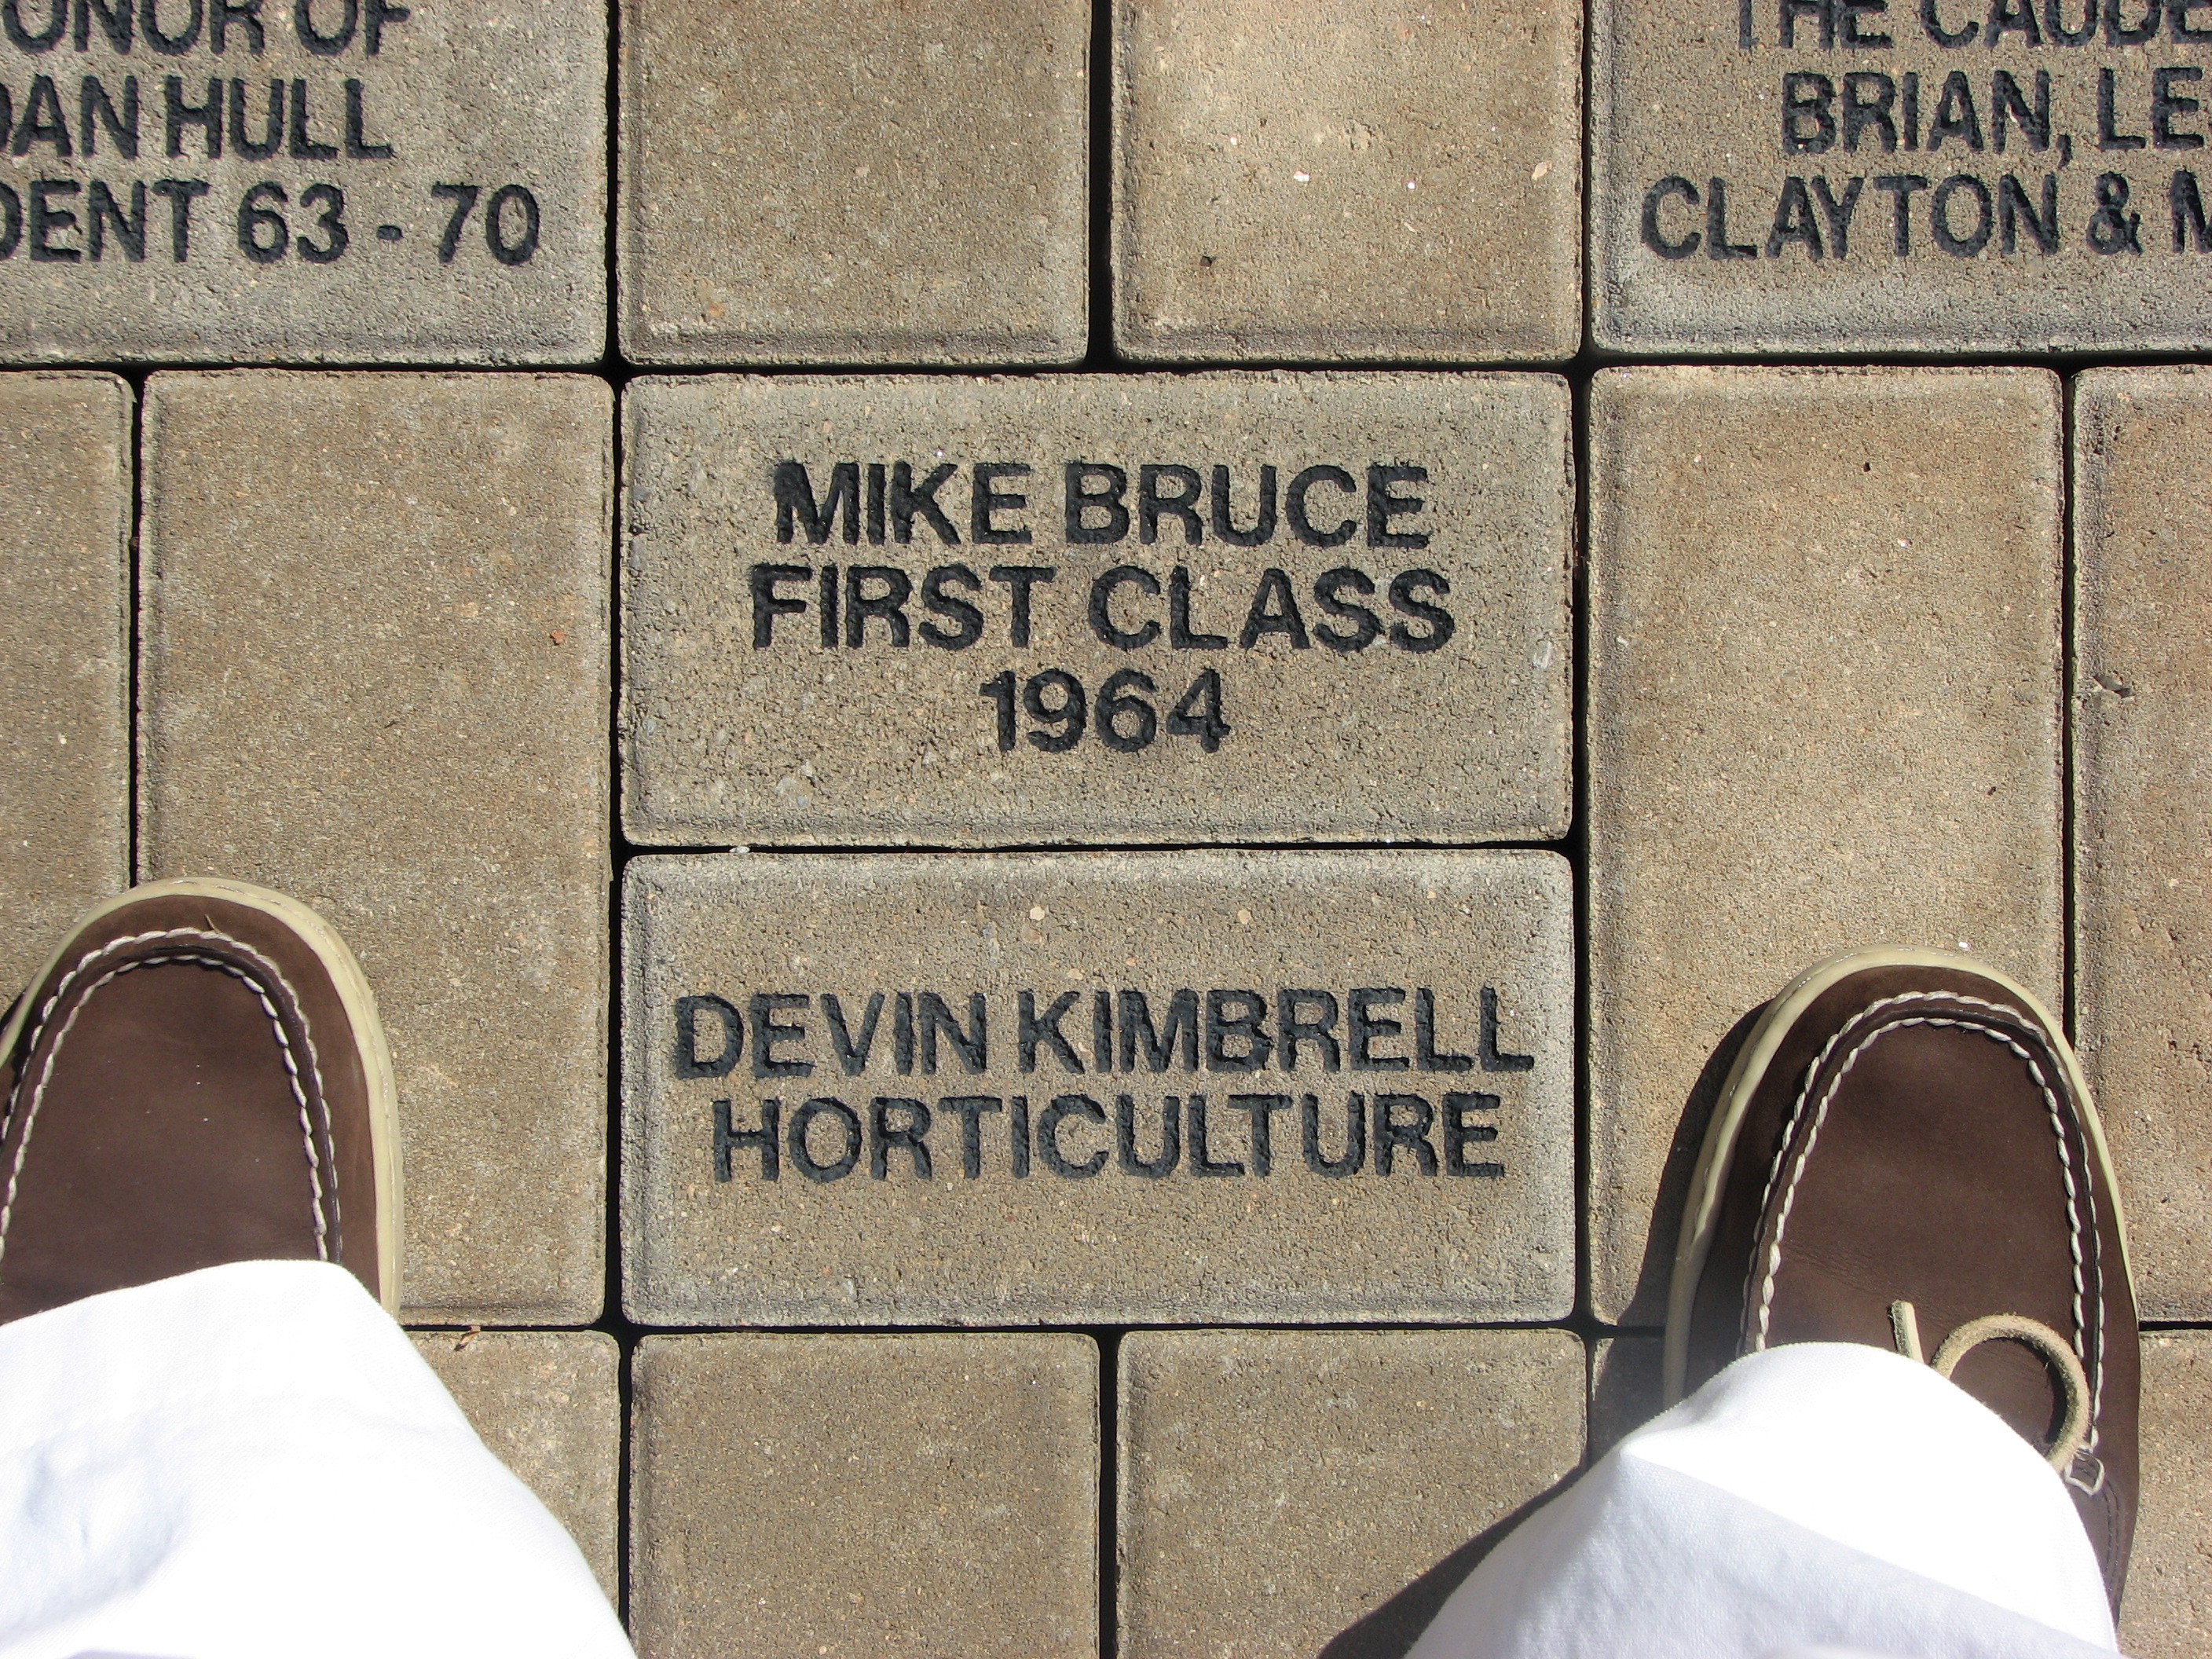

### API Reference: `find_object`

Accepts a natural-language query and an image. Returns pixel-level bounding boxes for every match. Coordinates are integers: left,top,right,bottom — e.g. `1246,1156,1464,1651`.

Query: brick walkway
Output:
2,2,2209,1656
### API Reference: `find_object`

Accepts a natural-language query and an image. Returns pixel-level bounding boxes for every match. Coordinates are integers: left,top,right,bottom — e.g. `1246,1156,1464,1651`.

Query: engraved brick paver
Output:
1117,1328,1584,1659
1592,1,2212,354
618,0,1087,367
412,1329,621,1599
1587,366,2064,1324
623,849,1572,1327
630,1332,1097,1659
622,372,1571,847
140,371,612,1324
0,372,127,996
2074,368,2212,1323
0,3,606,364
1112,0,1580,364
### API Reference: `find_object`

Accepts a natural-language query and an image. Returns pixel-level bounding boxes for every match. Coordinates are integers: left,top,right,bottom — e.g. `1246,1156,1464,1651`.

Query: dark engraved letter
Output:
870,1097,933,1179
1442,1092,1504,1177
749,992,813,1079
1229,1093,1291,1176
788,1097,861,1182
774,460,860,545
673,994,743,1080
1185,1093,1243,1175
1039,1093,1108,1177
1374,1093,1438,1176
1119,987,1199,1072
1018,988,1085,1074
714,1097,780,1182
1116,1092,1181,1177
1302,1091,1366,1177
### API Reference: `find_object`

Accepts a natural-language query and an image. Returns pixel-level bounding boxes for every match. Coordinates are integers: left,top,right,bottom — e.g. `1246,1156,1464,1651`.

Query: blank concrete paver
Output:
140,371,611,1324
1113,0,1580,364
1592,0,2212,354
2074,368,2212,1323
1587,366,2064,1325
618,0,1087,367
1117,1328,1583,1659
412,1329,621,1600
623,849,1573,1327
630,1332,1097,1659
0,372,128,998
0,4,606,364
622,372,1571,848
2122,1331,2212,1658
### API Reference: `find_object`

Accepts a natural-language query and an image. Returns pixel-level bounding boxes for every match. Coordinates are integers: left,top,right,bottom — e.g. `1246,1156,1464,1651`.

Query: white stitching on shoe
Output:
1746,991,2100,1459
0,928,337,1276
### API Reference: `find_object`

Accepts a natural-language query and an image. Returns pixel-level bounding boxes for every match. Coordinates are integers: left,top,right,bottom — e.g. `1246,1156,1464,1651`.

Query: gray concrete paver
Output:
1117,1328,1584,1659
0,3,606,363
1586,365,2064,1325
1113,0,1580,364
629,1331,1098,1659
2073,367,2212,1323
622,848,1573,1327
621,371,1572,848
412,1329,621,1600
0,371,128,998
1591,0,2212,353
139,370,612,1324
618,0,1088,367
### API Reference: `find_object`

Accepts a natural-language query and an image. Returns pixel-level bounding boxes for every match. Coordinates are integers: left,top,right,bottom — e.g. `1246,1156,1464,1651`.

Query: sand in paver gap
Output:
411,1330,621,1600
2072,367,2212,1324
618,0,1087,368
138,370,612,1324
621,371,1570,848
628,1332,1097,1659
1584,365,2064,1326
1591,0,2212,353
0,372,127,997
1117,1328,1584,1659
1112,0,1581,364
0,2,606,364
622,848,1572,1328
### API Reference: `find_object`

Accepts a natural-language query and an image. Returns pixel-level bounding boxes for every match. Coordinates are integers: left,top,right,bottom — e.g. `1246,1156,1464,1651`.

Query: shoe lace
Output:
1888,1299,2093,1478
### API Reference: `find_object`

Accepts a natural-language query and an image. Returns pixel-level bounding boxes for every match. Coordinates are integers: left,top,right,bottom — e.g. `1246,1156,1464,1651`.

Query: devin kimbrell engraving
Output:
672,984,1539,1183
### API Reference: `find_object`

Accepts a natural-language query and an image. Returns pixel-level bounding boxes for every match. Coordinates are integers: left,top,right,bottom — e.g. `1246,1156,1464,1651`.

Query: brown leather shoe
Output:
0,877,398,1322
1665,947,2138,1607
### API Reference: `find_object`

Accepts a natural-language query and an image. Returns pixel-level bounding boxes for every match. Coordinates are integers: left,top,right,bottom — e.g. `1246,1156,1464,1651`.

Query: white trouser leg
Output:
0,1259,632,1659
1407,1342,2119,1659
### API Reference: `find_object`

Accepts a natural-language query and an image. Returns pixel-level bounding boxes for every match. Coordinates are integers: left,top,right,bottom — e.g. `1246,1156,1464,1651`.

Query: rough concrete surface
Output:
619,0,1088,366
621,372,1571,846
1586,366,2064,1324
2074,368,2212,1323
412,1329,621,1599
1587,1333,1664,1461
0,372,128,997
0,3,606,363
1591,0,2212,353
630,1331,1098,1659
623,849,1573,1326
1115,0,1580,364
2122,1331,2212,1658
139,371,612,1324
1117,1328,1584,1659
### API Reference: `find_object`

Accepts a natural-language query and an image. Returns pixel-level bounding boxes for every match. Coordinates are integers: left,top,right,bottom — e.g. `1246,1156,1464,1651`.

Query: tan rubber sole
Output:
1661,945,2130,1406
0,877,403,1315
